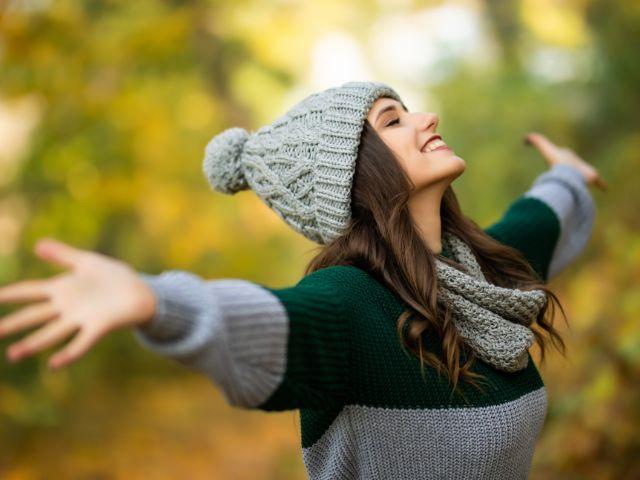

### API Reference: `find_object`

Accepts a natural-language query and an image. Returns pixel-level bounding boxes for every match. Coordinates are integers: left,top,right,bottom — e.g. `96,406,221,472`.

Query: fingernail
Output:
523,136,531,145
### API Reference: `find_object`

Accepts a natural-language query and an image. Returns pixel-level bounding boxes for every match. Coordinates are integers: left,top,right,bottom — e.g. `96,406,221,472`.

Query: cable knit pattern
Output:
202,80,407,245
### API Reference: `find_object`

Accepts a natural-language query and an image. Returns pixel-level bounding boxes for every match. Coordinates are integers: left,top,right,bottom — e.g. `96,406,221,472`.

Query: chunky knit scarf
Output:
435,231,548,372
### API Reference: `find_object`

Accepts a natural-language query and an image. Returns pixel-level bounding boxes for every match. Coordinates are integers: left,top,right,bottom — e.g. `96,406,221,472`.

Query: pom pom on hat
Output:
203,127,250,194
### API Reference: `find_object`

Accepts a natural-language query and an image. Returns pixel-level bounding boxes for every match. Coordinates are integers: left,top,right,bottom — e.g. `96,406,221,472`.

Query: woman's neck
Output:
408,186,445,255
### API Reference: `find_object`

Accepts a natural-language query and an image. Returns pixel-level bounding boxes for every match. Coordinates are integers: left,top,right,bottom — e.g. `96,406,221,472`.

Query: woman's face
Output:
366,97,466,192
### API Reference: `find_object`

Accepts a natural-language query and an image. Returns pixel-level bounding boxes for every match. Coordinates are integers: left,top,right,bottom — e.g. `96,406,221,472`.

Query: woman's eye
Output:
387,118,400,127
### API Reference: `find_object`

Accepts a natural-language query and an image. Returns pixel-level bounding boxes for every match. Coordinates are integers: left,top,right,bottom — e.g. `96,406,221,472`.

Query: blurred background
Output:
0,0,639,478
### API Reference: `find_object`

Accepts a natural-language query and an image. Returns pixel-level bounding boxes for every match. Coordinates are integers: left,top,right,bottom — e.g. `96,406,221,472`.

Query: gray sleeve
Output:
131,270,288,409
522,163,596,280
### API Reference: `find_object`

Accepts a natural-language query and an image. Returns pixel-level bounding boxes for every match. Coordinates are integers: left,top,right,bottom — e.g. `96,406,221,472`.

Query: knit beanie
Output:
203,80,407,244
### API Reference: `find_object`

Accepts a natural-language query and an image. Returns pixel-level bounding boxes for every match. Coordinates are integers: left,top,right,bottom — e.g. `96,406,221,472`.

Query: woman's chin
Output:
425,148,464,163
446,155,466,179
436,150,465,166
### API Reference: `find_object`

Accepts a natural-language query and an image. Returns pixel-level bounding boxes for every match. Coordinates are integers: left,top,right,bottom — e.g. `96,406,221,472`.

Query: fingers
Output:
0,278,50,304
524,132,561,164
0,301,59,337
593,174,609,192
49,327,101,371
6,319,78,363
33,238,84,270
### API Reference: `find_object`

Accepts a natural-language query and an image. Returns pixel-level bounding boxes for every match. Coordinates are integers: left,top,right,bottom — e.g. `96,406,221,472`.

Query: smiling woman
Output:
0,80,603,480
365,96,467,254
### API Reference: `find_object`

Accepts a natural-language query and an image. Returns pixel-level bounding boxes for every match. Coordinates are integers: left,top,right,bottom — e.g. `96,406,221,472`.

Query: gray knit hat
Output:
203,80,407,244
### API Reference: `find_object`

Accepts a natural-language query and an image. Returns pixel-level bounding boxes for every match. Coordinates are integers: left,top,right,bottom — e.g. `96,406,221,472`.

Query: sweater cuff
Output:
133,271,217,357
542,163,589,189
131,270,289,408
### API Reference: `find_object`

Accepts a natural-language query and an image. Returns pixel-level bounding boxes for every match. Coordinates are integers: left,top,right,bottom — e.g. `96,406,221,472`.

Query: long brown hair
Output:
304,117,568,397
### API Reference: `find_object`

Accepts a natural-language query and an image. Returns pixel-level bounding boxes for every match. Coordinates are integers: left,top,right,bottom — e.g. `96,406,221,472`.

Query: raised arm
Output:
132,267,350,412
484,163,596,282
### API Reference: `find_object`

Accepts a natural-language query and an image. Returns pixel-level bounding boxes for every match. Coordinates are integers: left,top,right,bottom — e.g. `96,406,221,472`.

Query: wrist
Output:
132,281,158,328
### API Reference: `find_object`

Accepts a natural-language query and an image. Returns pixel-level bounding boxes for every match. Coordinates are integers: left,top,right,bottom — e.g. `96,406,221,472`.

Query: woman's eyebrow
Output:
374,103,408,125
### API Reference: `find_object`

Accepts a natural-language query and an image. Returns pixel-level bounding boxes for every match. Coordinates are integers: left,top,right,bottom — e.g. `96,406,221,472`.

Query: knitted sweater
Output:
133,164,595,479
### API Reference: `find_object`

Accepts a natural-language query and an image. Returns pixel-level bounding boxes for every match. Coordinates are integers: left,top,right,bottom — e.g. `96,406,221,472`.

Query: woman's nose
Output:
417,112,439,131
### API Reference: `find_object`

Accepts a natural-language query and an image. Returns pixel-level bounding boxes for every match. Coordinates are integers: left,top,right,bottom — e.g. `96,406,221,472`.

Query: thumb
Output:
34,238,84,270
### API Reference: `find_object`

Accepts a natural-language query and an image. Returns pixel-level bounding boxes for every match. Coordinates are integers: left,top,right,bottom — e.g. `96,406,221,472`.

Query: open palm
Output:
0,239,156,371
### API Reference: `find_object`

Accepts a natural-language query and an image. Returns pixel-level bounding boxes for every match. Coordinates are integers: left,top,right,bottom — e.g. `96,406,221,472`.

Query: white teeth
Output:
423,138,447,152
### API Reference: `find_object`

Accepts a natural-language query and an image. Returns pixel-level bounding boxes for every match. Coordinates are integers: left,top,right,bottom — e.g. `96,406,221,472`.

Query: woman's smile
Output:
423,143,452,154
422,138,452,154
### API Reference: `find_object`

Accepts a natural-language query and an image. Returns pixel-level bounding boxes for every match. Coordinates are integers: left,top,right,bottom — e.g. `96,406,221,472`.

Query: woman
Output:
0,81,606,479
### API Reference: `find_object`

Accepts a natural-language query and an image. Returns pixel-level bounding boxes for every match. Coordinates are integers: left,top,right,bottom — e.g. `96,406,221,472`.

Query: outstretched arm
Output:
0,240,350,412
133,268,350,412
484,163,596,282
484,131,606,282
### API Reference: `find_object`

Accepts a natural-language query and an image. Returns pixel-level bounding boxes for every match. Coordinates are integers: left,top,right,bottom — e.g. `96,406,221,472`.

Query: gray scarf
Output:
435,232,547,372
